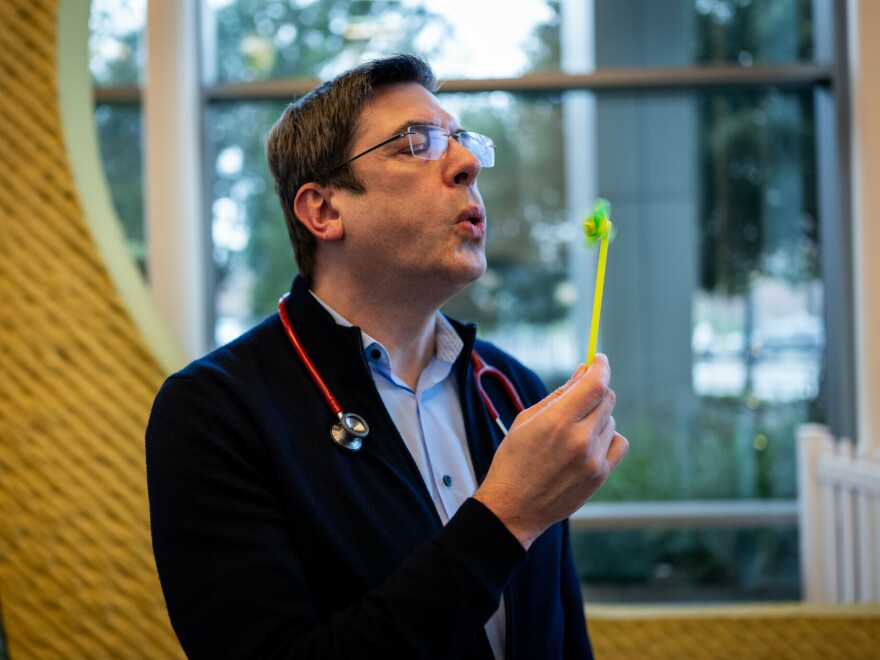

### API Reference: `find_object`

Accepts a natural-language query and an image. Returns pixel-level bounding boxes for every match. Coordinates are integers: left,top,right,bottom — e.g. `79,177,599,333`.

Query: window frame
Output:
92,0,854,531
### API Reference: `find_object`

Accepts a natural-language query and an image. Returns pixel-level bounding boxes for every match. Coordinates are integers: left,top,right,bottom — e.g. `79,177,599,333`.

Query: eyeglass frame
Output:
331,124,496,174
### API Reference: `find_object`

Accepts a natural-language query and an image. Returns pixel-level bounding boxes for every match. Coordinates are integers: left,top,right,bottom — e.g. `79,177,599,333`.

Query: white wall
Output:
849,0,880,452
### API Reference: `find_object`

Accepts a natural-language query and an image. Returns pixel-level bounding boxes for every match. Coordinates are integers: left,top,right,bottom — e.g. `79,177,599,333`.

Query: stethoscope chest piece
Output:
278,292,522,453
330,412,369,451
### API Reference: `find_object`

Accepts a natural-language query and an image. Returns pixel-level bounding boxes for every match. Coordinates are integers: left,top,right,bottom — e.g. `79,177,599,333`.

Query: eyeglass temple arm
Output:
335,132,408,171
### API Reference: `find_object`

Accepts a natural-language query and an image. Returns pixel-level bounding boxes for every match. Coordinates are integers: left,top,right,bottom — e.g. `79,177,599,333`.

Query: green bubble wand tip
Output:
583,198,616,366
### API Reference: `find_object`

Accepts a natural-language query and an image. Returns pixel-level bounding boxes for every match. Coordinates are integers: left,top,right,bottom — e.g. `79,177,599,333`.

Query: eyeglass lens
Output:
407,125,495,168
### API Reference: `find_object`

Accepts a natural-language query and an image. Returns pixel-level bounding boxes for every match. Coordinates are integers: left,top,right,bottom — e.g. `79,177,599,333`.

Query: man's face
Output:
330,83,488,303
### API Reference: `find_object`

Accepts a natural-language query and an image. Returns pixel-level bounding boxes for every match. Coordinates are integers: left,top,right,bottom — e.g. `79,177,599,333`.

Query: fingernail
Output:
574,363,588,379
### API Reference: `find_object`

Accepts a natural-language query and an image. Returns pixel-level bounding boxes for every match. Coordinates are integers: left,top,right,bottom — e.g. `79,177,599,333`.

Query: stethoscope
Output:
278,294,526,451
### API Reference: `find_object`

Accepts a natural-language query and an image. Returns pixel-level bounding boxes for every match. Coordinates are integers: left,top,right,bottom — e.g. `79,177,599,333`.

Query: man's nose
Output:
446,137,482,185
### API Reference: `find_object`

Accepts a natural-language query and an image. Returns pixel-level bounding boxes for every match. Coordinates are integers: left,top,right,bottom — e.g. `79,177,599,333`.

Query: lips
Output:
456,205,486,225
455,205,486,238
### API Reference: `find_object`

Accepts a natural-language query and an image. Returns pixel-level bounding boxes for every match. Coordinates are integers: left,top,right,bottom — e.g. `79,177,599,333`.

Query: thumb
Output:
511,361,590,426
555,362,589,396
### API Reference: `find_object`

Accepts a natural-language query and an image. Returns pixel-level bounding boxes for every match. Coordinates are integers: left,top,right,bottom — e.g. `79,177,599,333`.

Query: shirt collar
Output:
308,290,464,369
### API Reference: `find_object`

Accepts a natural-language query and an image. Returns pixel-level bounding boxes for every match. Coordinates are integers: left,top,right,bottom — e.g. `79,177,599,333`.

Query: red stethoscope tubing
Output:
278,293,525,441
470,350,525,435
278,294,344,417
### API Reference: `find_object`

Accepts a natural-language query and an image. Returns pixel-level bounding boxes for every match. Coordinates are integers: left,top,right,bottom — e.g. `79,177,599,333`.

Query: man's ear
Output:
293,183,344,241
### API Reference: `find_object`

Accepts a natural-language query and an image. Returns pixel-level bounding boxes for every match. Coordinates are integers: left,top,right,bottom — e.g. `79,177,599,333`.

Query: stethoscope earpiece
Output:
330,412,369,451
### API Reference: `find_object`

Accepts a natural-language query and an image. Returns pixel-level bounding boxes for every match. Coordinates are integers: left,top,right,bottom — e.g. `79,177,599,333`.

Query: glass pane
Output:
89,0,147,86
208,88,822,503
206,101,293,346
574,525,800,602
207,89,820,603
198,0,827,608
90,0,146,270
94,103,146,271
205,94,579,369
587,88,820,507
202,0,561,82
592,0,815,69
202,0,814,83
440,93,578,380
447,88,820,507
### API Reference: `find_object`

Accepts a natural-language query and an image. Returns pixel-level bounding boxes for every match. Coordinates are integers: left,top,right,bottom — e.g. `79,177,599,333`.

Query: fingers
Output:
596,410,617,449
554,354,612,420
517,355,614,432
572,361,589,380
475,354,628,549
547,360,590,400
584,396,618,464
512,359,595,427
606,432,629,470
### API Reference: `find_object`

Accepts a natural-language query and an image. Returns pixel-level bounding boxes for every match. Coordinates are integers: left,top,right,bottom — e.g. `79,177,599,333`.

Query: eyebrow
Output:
386,119,464,137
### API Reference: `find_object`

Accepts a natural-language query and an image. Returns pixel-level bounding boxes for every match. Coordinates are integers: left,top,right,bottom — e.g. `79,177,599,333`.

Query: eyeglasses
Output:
335,124,496,171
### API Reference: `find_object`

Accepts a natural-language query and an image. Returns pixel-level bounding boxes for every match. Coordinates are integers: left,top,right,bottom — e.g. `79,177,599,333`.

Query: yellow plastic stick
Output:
587,234,610,366
583,198,615,366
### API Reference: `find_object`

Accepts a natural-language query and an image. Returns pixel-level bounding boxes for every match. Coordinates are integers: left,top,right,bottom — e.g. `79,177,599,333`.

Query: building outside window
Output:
91,0,842,603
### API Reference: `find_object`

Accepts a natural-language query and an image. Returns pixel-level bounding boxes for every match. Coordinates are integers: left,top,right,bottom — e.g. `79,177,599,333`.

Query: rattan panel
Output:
0,1,182,656
589,605,880,659
1,2,878,660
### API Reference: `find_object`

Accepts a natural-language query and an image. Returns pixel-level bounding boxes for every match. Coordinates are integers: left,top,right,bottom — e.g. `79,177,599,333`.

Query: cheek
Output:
363,179,418,215
350,173,446,236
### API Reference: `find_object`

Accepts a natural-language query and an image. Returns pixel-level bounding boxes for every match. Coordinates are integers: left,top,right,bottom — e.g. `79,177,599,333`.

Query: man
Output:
146,54,628,659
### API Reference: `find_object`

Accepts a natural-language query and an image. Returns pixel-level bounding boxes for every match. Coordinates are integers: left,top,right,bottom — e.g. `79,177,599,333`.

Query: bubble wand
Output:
583,198,616,366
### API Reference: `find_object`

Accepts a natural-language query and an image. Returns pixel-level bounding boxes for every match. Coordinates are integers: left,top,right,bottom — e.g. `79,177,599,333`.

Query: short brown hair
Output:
266,54,437,284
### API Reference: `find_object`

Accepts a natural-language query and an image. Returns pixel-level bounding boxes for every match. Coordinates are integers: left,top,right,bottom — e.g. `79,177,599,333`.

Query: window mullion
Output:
144,0,208,359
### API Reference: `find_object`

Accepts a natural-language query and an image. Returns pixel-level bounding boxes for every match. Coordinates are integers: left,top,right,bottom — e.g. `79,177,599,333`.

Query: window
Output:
89,0,146,270
92,0,843,603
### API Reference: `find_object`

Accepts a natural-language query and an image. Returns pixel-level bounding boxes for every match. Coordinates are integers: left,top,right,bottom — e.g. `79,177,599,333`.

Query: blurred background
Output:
88,0,846,605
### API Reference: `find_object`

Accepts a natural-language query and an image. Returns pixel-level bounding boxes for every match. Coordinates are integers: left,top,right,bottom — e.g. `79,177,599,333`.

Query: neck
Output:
311,276,443,390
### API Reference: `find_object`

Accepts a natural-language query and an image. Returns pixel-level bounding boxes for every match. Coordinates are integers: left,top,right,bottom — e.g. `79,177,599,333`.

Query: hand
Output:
473,354,628,550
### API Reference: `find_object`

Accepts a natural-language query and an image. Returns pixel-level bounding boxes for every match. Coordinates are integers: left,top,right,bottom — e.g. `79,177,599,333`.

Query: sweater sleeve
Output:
146,373,527,660
559,520,594,658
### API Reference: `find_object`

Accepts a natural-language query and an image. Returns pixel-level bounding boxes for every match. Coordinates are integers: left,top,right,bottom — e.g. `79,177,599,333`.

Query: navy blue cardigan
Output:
146,277,592,659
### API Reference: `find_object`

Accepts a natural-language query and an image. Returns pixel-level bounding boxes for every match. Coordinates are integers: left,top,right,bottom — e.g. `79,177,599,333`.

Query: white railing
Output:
797,423,880,602
570,499,797,529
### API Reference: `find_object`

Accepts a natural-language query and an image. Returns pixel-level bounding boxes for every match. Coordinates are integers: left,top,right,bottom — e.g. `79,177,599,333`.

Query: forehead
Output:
354,83,459,141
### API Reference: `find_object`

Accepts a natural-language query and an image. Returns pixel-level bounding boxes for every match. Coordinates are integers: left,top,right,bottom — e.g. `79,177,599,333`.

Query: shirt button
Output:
370,348,381,359
442,475,453,487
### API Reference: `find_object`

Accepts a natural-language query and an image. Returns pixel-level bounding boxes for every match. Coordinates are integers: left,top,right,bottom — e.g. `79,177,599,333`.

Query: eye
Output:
408,131,431,154
410,140,430,155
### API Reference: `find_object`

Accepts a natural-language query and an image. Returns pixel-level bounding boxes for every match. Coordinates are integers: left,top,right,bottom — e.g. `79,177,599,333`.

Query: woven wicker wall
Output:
2,2,879,659
0,1,182,656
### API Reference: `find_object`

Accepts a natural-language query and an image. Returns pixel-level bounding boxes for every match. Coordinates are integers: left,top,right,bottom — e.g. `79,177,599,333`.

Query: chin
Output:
413,253,486,296
419,263,485,306
457,256,487,286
